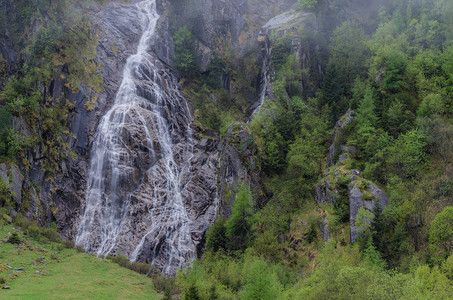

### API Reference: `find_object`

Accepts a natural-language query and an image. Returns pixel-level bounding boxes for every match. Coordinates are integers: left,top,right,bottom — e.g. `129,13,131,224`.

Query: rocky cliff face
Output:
1,0,302,274
314,110,389,243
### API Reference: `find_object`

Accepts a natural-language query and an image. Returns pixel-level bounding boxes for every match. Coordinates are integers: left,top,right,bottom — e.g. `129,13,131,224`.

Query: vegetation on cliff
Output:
174,0,453,298
1,0,453,298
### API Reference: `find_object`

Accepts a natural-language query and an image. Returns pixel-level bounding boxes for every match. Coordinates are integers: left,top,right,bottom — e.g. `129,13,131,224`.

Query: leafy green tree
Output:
430,207,453,260
382,50,407,93
387,129,427,179
329,20,369,83
286,100,328,196
173,26,196,75
225,184,254,251
363,239,386,269
356,86,377,130
441,253,453,280
240,258,281,300
163,286,172,300
417,93,444,118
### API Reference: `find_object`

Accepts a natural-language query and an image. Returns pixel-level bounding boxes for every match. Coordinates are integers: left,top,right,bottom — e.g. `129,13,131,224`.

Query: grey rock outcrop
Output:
0,163,23,207
314,168,389,243
328,109,355,167
160,0,297,72
319,216,330,241
348,180,388,243
218,123,261,218
315,109,388,243
0,0,296,274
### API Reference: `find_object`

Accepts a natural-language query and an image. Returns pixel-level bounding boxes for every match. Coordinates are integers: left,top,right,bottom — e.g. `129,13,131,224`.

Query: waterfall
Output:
250,32,272,117
76,0,196,274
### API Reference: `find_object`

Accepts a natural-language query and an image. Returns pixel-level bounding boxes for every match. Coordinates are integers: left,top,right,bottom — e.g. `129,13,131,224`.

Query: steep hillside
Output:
0,223,159,299
1,0,453,298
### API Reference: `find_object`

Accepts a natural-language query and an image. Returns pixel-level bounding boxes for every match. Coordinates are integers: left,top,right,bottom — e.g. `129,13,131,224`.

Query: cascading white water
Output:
76,0,196,274
250,33,272,117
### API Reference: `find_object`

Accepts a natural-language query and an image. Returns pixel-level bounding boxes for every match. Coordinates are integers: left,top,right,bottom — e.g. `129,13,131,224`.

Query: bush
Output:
108,253,155,276
430,207,453,260
387,129,427,179
0,177,14,210
62,239,75,249
8,232,21,244
173,26,197,76
184,284,200,300
14,217,61,243
239,258,281,300
307,222,318,244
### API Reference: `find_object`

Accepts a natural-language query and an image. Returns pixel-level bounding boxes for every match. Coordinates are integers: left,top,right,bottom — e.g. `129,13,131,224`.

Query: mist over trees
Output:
175,0,453,298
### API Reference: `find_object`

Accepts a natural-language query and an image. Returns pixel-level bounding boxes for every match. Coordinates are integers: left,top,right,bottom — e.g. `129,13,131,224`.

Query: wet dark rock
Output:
328,109,355,167
319,216,330,241
218,123,261,218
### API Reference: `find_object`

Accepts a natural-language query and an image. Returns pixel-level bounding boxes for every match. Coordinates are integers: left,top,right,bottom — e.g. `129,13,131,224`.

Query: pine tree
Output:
371,203,386,255
184,284,200,300
225,184,254,251
173,26,196,76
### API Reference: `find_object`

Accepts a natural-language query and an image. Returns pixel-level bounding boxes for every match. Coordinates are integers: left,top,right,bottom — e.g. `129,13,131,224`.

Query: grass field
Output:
0,224,161,299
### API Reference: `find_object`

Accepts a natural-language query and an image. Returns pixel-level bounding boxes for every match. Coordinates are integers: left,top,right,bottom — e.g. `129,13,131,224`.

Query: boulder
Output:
349,181,389,243
314,168,389,243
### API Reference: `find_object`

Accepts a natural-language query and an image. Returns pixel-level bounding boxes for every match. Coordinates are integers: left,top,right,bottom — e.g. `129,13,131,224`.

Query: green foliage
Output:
239,258,282,300
108,253,154,276
319,62,347,124
32,25,63,57
225,184,254,251
184,284,200,300
363,239,386,269
329,20,369,83
382,49,408,94
205,217,227,252
0,177,14,211
8,232,21,244
13,217,61,244
442,253,453,280
387,129,427,179
299,0,318,9
173,26,196,75
333,173,351,223
429,207,453,260
307,222,317,244
163,286,172,300
271,36,293,71
417,93,445,118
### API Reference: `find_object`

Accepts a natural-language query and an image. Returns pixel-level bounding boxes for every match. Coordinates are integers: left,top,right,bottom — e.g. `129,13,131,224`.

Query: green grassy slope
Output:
0,225,160,300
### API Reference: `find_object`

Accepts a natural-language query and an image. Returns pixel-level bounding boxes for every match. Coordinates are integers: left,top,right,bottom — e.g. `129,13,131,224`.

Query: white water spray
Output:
76,0,195,274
